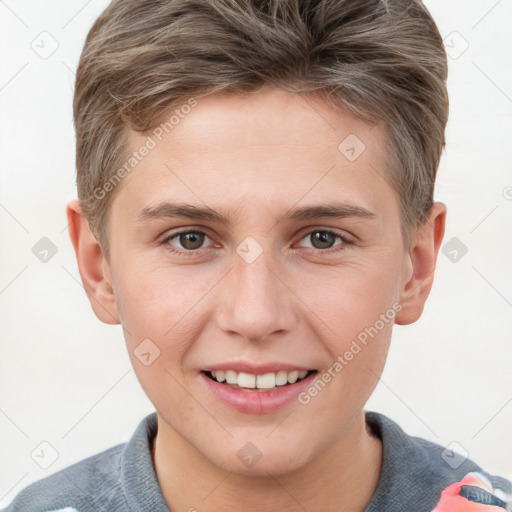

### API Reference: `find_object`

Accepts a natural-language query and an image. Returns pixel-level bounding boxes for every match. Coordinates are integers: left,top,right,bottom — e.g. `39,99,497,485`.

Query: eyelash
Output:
160,228,354,257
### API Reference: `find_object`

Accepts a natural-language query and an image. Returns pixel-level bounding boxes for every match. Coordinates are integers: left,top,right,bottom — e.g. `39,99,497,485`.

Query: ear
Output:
395,202,446,325
66,199,120,325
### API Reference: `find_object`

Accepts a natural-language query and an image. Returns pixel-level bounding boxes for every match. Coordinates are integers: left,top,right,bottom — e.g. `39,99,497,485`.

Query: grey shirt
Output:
3,411,511,512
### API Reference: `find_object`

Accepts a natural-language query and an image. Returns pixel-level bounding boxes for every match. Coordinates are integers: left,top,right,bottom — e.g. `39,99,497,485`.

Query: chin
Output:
203,438,315,478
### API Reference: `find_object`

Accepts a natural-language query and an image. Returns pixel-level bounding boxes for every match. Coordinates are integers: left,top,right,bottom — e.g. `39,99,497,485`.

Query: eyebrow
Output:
136,201,377,225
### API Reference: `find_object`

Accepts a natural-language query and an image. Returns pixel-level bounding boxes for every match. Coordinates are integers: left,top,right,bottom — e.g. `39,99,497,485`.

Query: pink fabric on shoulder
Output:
433,473,511,512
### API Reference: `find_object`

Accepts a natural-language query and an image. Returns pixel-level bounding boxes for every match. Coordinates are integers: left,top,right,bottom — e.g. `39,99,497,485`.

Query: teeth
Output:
208,369,311,389
237,372,256,388
287,371,299,384
256,373,275,389
275,370,288,386
225,370,237,384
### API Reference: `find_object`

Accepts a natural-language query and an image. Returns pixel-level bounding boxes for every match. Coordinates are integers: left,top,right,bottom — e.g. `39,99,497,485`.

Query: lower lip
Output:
199,371,317,414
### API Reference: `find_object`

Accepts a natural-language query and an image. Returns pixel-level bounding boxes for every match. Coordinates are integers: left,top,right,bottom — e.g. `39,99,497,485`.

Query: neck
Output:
153,411,382,512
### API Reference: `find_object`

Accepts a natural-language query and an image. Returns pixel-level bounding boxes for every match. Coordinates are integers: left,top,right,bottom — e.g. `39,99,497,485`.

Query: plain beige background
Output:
1,0,511,506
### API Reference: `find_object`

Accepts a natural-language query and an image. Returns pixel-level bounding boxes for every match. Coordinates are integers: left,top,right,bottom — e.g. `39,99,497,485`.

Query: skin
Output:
67,87,446,511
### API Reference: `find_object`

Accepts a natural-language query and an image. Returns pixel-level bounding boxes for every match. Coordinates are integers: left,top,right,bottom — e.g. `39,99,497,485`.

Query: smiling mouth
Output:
203,369,317,392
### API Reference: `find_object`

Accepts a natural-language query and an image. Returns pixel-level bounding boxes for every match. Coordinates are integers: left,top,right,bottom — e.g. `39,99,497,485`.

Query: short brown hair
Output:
73,0,448,259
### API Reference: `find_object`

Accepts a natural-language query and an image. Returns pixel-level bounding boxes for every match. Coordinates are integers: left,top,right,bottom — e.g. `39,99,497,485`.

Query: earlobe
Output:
66,199,120,325
395,202,447,325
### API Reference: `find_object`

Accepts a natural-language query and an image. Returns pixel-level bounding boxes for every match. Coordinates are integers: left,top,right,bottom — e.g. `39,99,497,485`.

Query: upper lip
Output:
202,362,315,374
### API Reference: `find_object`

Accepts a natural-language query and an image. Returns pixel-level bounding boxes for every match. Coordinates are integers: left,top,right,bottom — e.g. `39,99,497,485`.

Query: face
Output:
78,87,437,476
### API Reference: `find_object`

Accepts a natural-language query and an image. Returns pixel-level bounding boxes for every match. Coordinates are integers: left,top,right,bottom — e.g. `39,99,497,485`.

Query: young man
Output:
4,0,511,511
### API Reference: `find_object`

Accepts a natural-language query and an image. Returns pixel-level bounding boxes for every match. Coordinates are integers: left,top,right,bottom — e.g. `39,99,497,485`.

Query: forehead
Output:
113,88,396,224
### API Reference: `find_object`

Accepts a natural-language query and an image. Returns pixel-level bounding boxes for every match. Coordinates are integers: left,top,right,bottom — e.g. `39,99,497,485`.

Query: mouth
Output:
200,366,319,413
202,369,317,392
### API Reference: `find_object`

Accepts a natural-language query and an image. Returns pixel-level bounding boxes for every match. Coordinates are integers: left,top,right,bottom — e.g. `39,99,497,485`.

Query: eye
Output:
161,228,353,257
297,229,352,253
163,230,212,253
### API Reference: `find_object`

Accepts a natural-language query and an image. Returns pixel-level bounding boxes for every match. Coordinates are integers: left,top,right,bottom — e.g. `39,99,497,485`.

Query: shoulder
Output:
1,443,127,512
365,411,512,511
2,413,162,512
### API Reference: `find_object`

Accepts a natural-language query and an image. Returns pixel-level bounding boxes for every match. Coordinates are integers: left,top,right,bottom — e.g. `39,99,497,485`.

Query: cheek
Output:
299,259,402,349
113,265,215,405
118,279,200,412
113,263,211,345
291,257,400,412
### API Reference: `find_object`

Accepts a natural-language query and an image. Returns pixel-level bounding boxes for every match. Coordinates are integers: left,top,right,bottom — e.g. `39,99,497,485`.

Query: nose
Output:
215,248,299,343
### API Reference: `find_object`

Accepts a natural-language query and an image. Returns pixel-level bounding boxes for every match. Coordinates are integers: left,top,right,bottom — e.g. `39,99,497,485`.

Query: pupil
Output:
312,231,334,249
180,232,204,250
